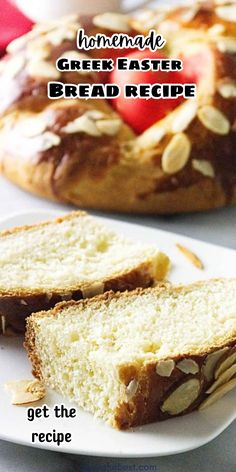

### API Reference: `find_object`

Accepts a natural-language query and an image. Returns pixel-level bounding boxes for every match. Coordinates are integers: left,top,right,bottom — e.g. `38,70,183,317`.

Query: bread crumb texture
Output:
0,212,169,292
26,279,236,428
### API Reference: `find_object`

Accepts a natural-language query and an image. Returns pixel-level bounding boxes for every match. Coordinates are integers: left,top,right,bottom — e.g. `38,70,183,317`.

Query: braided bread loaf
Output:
0,1,236,214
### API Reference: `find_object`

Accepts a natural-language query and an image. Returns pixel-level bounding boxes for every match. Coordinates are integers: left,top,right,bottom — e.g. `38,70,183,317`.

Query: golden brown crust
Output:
24,278,236,429
0,211,166,334
114,345,236,429
0,3,236,213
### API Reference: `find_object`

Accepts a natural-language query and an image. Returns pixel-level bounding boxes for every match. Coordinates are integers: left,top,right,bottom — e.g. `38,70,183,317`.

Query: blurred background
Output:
0,0,236,248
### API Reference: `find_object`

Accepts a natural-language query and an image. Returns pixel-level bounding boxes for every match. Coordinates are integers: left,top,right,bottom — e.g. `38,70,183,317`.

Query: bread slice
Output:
25,279,236,429
0,211,169,335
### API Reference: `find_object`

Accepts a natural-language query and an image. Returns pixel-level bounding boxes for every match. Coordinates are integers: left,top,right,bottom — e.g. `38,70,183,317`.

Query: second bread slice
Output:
25,279,236,429
0,211,169,334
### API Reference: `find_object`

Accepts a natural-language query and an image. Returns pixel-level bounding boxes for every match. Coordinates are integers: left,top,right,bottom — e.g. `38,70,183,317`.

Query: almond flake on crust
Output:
171,101,198,133
126,379,139,400
162,133,191,174
192,160,215,178
46,26,77,47
26,39,51,61
217,37,236,53
130,11,166,32
86,110,106,121
158,20,181,36
136,126,166,150
206,364,236,394
156,359,175,377
93,13,131,32
62,115,101,137
217,79,236,98
208,23,225,36
197,105,230,135
178,6,199,23
216,5,236,22
96,119,122,136
7,34,29,54
161,379,201,415
82,282,104,298
177,359,199,374
202,347,230,381
34,132,61,152
17,117,48,138
60,50,91,75
199,378,236,410
27,60,60,79
215,351,236,379
38,14,80,29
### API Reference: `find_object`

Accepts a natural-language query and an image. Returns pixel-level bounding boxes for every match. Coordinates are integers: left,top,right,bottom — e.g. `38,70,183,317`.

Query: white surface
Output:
0,209,235,459
0,181,235,470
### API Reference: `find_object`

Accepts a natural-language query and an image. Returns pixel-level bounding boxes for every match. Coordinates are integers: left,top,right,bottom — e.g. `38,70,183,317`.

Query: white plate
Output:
0,210,235,458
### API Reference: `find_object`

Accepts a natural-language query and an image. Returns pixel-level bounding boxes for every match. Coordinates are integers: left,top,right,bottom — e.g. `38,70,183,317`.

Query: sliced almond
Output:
4,55,25,78
62,50,90,61
136,126,166,150
96,119,122,136
202,347,229,381
177,359,199,374
81,282,104,298
192,159,215,178
217,80,236,98
62,115,101,137
215,351,236,379
7,34,28,54
34,15,80,32
46,26,77,47
216,5,236,22
17,117,48,138
161,379,201,415
156,359,175,377
199,378,236,410
27,39,51,61
27,60,60,79
162,133,191,174
13,131,61,154
93,13,131,32
197,105,230,135
178,6,199,23
208,23,226,37
217,37,236,53
206,364,236,393
86,110,105,121
171,101,198,133
46,292,53,301
60,292,73,301
5,379,46,405
126,379,139,401
60,50,91,75
131,11,166,32
35,132,61,152
20,299,27,305
159,20,180,36
176,243,204,269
